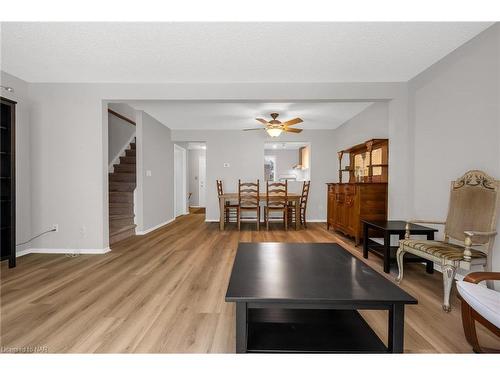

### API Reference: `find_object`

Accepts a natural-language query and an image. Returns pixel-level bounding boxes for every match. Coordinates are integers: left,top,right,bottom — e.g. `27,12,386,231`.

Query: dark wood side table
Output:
362,220,438,274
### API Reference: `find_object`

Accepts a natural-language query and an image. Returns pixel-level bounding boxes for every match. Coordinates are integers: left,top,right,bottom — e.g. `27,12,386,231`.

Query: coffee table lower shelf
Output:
246,308,387,353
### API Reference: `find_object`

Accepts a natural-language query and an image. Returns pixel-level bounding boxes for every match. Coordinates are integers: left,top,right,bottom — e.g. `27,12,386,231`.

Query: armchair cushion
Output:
457,281,500,329
400,239,487,262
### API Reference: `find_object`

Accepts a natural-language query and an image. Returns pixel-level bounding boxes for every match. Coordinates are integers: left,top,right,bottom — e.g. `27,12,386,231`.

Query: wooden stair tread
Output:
109,138,137,245
119,156,136,164
109,202,133,208
110,224,136,236
110,214,134,220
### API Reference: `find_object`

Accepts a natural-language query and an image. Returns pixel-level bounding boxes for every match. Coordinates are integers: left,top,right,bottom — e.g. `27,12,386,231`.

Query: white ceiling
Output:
1,22,493,83
126,101,375,130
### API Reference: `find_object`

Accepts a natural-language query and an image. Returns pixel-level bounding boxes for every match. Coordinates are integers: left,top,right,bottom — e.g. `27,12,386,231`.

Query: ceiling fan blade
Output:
256,118,269,125
243,128,265,131
282,118,303,127
283,127,302,133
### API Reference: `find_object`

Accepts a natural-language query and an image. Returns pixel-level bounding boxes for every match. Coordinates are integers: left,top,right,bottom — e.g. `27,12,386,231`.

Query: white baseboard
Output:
17,247,111,257
136,218,175,235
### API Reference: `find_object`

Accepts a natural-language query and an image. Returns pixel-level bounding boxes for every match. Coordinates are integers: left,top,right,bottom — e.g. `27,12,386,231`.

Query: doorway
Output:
174,144,187,217
187,142,207,214
198,153,206,207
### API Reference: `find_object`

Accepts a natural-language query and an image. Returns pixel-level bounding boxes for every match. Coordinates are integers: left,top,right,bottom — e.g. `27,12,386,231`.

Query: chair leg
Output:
442,265,456,312
461,301,482,352
302,211,306,229
395,248,405,283
237,208,241,231
256,207,260,231
284,210,287,231
266,208,269,231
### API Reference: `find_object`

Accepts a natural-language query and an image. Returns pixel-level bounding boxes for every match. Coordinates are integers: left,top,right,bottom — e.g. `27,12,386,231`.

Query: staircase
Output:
109,140,137,245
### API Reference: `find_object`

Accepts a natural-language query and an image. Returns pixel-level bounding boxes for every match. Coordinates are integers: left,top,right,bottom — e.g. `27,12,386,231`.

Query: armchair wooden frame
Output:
396,170,500,312
237,179,260,231
265,181,288,231
459,272,500,353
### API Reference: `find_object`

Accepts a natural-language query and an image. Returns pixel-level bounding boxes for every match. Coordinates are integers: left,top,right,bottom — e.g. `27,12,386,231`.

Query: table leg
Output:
363,222,369,259
388,304,405,353
236,302,248,353
425,232,434,274
383,231,390,273
219,196,225,230
294,199,299,230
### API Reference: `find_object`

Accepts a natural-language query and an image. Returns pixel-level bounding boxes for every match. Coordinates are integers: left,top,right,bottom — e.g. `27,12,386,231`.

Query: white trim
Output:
17,247,111,257
108,132,136,172
136,217,175,235
174,144,187,217
16,248,33,257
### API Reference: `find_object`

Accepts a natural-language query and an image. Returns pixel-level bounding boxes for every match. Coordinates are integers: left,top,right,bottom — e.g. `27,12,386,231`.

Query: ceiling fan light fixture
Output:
266,128,282,137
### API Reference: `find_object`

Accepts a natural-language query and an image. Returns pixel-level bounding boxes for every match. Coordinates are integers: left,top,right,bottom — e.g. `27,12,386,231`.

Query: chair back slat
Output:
239,179,259,207
267,181,288,208
300,181,311,209
216,180,224,196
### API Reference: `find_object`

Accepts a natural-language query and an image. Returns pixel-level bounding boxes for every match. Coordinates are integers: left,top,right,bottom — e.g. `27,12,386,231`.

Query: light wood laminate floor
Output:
1,213,498,353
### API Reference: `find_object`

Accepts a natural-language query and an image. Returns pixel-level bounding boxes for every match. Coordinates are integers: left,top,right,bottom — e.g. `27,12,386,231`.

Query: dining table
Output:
218,192,301,230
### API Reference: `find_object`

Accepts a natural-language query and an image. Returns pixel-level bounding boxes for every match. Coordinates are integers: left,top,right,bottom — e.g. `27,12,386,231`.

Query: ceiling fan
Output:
244,113,303,137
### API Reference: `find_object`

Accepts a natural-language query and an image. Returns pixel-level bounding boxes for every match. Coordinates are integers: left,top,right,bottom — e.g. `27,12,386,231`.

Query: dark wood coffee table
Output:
225,243,417,353
362,220,438,274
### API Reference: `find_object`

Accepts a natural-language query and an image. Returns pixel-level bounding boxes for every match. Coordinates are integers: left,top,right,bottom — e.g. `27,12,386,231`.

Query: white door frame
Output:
198,153,206,207
174,144,187,217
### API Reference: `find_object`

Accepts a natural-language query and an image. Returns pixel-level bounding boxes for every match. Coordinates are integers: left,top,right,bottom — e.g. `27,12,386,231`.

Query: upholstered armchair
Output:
396,170,500,312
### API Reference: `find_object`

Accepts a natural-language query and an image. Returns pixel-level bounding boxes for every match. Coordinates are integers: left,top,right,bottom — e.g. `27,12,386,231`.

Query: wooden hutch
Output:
327,139,388,245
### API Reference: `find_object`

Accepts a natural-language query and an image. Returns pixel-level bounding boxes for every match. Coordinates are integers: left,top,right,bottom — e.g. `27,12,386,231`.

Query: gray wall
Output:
334,102,389,155
14,80,410,251
188,149,206,207
1,71,32,253
136,111,174,232
108,103,136,166
408,23,500,276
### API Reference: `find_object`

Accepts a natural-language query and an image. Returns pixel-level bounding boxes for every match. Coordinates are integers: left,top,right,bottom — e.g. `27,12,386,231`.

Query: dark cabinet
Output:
1,97,16,268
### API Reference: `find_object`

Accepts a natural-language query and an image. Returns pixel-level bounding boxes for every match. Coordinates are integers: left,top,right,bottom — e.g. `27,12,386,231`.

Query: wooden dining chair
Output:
238,179,260,230
288,181,310,229
265,181,288,231
217,180,239,224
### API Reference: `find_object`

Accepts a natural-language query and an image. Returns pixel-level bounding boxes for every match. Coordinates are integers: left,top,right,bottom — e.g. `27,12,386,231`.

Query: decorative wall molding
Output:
136,218,175,235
